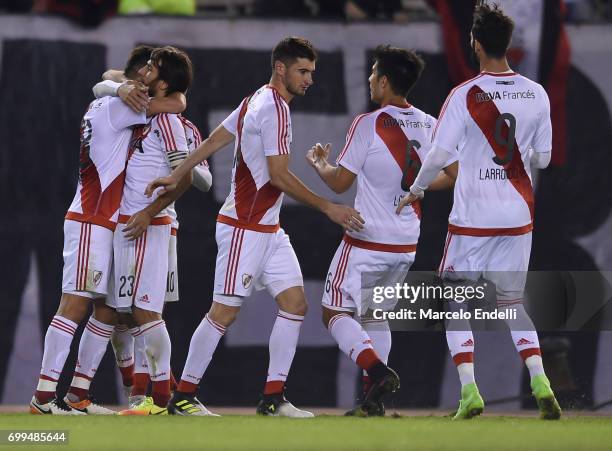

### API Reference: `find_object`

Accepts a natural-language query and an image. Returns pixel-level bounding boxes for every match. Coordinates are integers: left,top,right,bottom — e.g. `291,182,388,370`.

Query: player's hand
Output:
145,175,179,197
305,142,331,170
325,203,365,232
395,192,421,214
123,210,153,241
118,81,149,113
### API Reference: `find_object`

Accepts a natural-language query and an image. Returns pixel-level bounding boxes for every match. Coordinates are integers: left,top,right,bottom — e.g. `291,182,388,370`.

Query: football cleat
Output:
360,366,399,415
531,374,562,420
128,394,146,409
344,400,385,417
168,392,219,416
256,393,314,418
65,397,116,415
118,396,167,415
30,396,86,415
452,382,484,420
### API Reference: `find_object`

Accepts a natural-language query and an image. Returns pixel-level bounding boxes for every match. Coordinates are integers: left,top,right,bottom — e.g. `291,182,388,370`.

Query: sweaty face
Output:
283,58,315,97
368,62,383,104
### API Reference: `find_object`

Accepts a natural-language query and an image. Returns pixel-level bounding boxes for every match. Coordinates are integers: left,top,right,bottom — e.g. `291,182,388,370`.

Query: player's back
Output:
219,85,289,230
338,104,441,245
66,97,145,230
434,72,551,235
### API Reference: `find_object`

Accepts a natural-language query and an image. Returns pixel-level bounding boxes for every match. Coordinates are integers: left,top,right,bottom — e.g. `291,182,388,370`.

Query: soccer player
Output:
145,37,363,417
64,72,212,410
396,4,561,420
93,46,195,416
29,46,185,415
306,45,457,416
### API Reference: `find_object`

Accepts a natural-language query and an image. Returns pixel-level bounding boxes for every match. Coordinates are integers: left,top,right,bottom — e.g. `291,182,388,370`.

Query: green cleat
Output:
452,383,484,420
531,375,562,420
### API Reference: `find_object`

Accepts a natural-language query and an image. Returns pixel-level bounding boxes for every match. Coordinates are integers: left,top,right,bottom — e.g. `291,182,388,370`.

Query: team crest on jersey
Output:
242,274,253,289
92,270,103,287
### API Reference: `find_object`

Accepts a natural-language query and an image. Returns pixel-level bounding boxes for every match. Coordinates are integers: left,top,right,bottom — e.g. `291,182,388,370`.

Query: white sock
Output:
132,328,148,375
68,316,113,401
138,320,172,382
37,315,78,399
328,314,375,365
500,304,545,379
457,363,476,386
446,329,475,387
111,324,134,370
362,319,391,364
266,310,304,387
180,314,226,386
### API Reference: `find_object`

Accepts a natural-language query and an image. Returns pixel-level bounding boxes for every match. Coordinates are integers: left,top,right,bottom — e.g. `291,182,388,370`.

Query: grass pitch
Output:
2,413,612,451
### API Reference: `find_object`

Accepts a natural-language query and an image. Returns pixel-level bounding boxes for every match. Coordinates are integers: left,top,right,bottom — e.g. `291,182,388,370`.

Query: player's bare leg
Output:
64,299,117,414
30,293,91,415
323,307,399,417
256,286,313,418
119,307,171,415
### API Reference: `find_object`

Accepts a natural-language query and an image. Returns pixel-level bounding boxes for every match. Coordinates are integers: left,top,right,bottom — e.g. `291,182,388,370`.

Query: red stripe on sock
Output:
152,380,171,407
356,349,381,372
263,380,285,395
519,347,541,361
453,352,474,366
132,373,150,396
119,364,134,387
177,380,198,395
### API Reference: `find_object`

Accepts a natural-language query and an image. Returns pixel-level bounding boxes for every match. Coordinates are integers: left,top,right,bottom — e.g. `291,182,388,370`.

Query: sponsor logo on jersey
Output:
242,274,253,289
444,265,455,273
138,294,149,303
475,90,536,103
382,118,431,128
496,80,515,85
92,270,103,287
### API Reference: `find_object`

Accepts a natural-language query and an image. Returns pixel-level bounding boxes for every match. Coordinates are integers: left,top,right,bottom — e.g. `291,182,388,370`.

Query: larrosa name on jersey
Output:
479,167,523,180
475,89,536,103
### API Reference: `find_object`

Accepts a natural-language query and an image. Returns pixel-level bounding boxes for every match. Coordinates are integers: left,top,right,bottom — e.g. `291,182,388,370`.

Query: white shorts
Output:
438,231,532,303
321,236,416,316
165,230,179,303
213,222,303,307
106,223,171,314
62,220,113,298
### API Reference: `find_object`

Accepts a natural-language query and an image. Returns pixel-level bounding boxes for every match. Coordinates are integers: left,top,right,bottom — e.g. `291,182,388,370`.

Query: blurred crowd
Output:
0,0,610,29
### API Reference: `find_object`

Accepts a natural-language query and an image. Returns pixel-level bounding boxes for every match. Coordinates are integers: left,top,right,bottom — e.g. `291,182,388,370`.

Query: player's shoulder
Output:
257,85,289,113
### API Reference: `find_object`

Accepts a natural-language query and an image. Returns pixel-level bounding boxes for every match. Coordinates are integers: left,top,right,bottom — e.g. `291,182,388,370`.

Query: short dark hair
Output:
150,46,193,95
271,37,317,69
124,45,154,80
373,45,425,98
472,3,514,59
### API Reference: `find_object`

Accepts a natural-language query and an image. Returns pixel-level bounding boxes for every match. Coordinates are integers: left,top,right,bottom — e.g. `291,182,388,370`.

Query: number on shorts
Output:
166,271,175,293
325,272,332,294
118,275,134,298
492,112,517,166
401,139,422,191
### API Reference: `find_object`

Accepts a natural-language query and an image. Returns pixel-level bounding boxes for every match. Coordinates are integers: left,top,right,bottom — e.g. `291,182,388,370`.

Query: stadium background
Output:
1,0,611,414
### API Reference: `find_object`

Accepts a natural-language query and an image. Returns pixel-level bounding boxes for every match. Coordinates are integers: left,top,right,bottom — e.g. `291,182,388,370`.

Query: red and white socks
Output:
110,324,136,390
138,320,172,407
66,317,113,402
446,329,475,386
328,313,384,378
264,310,304,395
36,316,78,404
178,314,226,395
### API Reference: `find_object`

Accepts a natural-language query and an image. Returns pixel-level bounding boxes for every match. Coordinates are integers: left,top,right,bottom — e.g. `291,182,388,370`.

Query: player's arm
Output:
191,163,213,192
267,155,364,232
530,85,553,170
124,172,193,241
428,161,458,191
102,69,125,82
146,92,186,117
306,143,356,194
145,123,234,197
